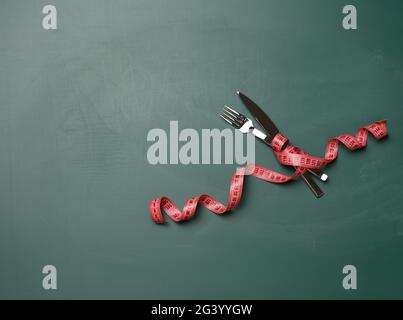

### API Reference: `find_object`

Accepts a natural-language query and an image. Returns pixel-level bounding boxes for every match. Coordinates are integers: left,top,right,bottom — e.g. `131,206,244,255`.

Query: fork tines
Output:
220,105,245,129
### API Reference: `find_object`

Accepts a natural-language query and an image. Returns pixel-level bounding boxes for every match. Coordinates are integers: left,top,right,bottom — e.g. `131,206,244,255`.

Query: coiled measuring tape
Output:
149,120,388,223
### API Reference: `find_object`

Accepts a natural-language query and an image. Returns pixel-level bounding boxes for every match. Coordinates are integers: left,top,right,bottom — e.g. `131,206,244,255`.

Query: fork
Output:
220,105,324,198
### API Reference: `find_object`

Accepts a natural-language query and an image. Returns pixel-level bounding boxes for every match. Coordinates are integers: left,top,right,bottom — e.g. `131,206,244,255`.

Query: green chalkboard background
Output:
0,0,402,299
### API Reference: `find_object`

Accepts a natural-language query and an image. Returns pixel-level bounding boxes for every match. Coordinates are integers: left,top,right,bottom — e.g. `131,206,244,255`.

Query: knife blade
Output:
237,91,279,142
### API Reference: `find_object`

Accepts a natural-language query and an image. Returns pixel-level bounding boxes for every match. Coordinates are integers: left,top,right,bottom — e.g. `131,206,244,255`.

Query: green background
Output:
0,0,402,299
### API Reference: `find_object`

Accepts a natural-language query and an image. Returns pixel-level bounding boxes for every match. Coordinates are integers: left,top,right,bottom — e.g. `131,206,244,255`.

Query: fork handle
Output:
299,170,324,198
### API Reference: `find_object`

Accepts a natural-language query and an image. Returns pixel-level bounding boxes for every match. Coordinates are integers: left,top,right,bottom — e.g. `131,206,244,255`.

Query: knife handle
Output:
261,137,328,182
299,170,324,198
307,168,328,181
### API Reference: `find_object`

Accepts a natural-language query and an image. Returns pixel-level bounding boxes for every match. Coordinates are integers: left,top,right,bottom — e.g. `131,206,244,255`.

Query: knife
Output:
237,91,328,181
236,91,325,198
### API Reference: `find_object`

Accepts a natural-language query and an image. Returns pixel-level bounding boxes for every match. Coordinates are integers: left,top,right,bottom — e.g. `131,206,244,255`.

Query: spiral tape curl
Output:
149,121,388,223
